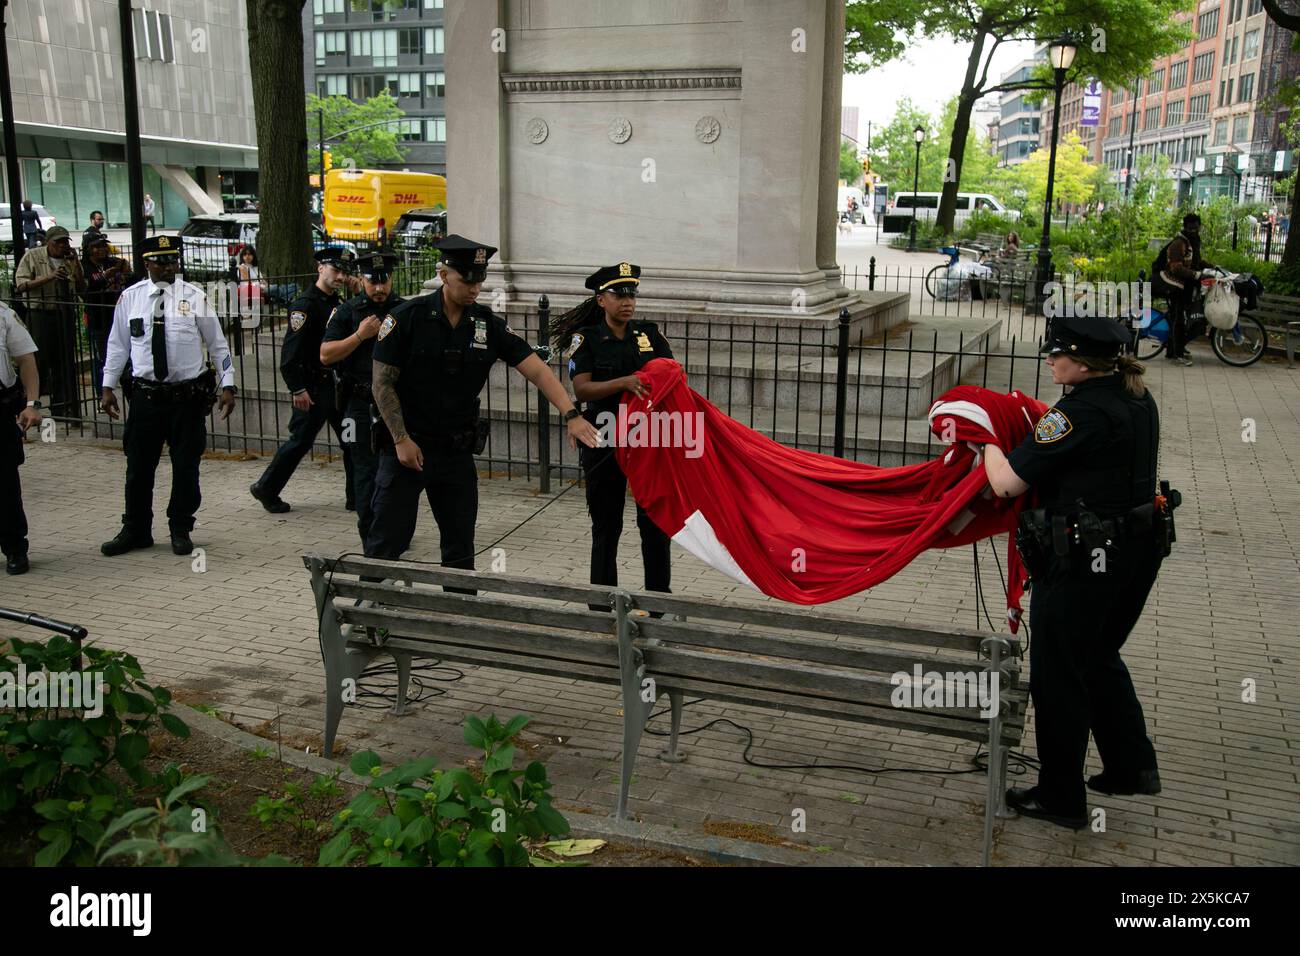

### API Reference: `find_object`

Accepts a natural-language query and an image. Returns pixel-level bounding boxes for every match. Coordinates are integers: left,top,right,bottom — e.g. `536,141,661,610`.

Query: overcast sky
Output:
841,36,1038,144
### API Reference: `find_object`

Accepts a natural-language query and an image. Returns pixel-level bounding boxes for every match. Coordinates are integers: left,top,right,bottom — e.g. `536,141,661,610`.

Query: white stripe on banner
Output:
672,510,759,591
926,399,996,438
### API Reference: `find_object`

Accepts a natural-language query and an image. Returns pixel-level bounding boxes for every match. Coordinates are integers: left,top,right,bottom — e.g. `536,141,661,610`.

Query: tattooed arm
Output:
373,359,423,470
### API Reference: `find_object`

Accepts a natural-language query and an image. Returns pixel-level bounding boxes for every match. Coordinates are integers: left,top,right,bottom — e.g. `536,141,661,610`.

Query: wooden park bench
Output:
303,552,1028,864
1252,293,1300,367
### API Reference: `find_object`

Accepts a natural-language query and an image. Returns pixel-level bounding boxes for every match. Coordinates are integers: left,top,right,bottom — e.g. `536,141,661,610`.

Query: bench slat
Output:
357,634,622,687
338,604,620,669
333,580,615,635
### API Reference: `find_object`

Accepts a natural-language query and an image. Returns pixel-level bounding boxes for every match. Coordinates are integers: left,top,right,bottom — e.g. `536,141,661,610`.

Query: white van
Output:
891,192,1019,226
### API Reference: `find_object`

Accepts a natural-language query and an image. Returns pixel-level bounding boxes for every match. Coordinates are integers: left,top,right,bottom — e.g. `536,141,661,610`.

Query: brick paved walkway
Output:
9,343,1299,866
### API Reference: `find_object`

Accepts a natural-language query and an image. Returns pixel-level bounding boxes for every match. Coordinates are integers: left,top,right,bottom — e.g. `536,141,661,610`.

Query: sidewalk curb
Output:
171,702,877,867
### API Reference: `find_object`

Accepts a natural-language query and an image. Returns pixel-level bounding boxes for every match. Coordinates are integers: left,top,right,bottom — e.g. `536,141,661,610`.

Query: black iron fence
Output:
13,256,1065,491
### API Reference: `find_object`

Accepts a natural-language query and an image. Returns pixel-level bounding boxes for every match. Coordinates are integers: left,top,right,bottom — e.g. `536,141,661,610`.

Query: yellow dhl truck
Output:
323,168,446,239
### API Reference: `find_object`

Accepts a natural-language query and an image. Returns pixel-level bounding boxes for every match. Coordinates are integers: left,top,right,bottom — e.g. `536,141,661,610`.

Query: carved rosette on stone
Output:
608,116,632,144
526,117,549,145
695,115,721,144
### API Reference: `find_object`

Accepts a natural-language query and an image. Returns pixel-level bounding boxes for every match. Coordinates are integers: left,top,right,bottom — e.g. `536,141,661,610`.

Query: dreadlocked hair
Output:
1075,353,1148,398
550,295,603,352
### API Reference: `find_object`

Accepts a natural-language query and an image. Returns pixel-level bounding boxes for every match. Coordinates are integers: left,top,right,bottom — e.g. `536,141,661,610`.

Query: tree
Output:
1013,129,1098,211
307,93,408,171
1261,0,1300,30
870,100,945,193
846,0,1195,236
247,0,313,278
1258,2,1299,268
839,139,863,184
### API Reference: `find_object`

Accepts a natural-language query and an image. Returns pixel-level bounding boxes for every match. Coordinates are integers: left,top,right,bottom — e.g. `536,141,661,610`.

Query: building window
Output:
391,120,423,142
1144,105,1161,130
314,31,346,66
1232,114,1249,142
1188,93,1210,122
313,0,344,24
426,118,447,142
1225,77,1234,103
424,71,446,99
424,27,444,55
368,0,398,22
1193,51,1215,84
1108,116,1122,138
1165,99,1184,127
317,74,347,97
1169,60,1188,89
1213,119,1228,144
1148,68,1164,92
1238,73,1254,101
424,0,444,7
398,28,421,56
398,73,421,97
1242,29,1260,60
133,9,175,63
1196,8,1219,40
1246,0,1262,13
352,73,399,99
353,29,398,67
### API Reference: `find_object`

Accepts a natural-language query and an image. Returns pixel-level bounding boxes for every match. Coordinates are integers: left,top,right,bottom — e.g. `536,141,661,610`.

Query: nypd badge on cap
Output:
435,234,497,283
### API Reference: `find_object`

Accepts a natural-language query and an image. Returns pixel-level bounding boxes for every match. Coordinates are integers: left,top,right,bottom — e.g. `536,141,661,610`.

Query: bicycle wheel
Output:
1210,313,1267,367
924,263,947,299
1133,309,1167,360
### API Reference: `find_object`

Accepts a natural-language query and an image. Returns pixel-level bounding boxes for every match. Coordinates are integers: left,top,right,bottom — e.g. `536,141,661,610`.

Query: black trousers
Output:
343,396,378,546
580,444,671,593
256,381,354,503
1155,279,1198,359
365,446,477,589
122,390,208,536
27,309,78,417
0,421,29,559
87,308,113,395
1027,536,1162,816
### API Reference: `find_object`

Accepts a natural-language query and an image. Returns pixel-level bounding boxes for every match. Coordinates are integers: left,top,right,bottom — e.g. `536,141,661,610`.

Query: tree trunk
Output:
936,28,988,236
247,0,313,279
1283,217,1298,269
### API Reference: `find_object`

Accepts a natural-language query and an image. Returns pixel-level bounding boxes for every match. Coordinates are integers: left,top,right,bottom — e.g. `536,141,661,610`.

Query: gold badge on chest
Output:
178,300,191,316
472,317,488,348
635,331,652,352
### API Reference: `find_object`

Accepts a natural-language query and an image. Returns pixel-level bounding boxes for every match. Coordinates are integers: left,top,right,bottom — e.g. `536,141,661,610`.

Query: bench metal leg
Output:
980,635,1012,867
614,591,652,821
392,651,412,716
1286,323,1299,368
659,689,686,763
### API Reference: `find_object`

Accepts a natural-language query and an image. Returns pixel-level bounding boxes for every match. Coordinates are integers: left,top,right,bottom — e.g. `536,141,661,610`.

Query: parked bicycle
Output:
1131,267,1268,367
923,245,998,300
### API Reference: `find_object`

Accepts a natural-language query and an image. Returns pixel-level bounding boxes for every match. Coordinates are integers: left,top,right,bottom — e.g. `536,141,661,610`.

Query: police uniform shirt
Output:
1007,374,1158,516
371,290,532,436
102,278,234,389
322,291,405,387
0,301,38,389
281,284,340,394
568,320,673,423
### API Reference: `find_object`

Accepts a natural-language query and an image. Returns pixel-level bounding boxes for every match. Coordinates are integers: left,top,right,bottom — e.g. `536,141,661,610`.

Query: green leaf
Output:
163,833,216,852
61,745,98,768
33,799,70,821
98,807,158,847
534,802,571,838
35,830,73,867
401,815,435,849
435,801,469,820
466,828,496,853
377,815,401,841
436,832,460,861
23,758,59,791
318,830,355,867
165,775,210,807
114,733,149,769
501,714,532,740
463,715,487,748
524,761,548,785
350,750,382,777
485,714,504,740
482,744,515,777
160,713,191,738
100,838,163,863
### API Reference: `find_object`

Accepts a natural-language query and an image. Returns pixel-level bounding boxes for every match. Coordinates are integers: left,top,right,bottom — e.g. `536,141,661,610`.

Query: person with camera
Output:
14,226,86,418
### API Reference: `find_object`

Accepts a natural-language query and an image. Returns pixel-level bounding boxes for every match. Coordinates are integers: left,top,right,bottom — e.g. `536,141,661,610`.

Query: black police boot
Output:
345,495,357,512
170,531,194,556
250,482,291,514
1006,787,1088,830
6,554,30,575
101,529,154,557
1087,769,1162,796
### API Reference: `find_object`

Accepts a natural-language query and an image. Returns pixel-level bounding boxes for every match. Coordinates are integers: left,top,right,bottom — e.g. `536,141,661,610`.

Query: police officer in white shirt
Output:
1,300,42,574
99,235,237,557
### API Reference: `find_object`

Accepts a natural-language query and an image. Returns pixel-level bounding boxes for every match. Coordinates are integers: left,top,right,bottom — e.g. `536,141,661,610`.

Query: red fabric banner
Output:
609,358,1045,631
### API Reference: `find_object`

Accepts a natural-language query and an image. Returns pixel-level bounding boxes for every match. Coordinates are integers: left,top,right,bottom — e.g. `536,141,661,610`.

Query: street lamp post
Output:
1033,35,1078,315
906,124,925,252
1124,78,1139,198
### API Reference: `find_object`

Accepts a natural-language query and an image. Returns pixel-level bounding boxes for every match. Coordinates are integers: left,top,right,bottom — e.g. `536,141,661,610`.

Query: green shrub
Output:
319,713,569,867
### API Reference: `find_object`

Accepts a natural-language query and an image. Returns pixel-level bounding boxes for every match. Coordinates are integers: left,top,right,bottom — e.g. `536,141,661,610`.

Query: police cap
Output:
585,261,640,296
435,234,496,283
360,248,399,283
1040,315,1132,358
315,245,356,272
140,234,183,262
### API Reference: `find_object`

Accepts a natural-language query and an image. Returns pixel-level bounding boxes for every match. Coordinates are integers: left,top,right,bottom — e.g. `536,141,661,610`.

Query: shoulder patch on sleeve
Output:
377,314,397,341
289,310,307,332
565,333,584,359
1034,408,1072,443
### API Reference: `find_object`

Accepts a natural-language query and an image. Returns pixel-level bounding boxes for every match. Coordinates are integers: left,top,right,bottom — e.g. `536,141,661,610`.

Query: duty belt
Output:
130,372,215,404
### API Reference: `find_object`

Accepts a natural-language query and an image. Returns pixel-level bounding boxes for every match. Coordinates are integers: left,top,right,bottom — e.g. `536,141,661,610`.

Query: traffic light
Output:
323,150,333,171
861,157,870,176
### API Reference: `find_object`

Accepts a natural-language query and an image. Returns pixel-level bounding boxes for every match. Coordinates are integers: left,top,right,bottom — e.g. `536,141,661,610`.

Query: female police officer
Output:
982,315,1168,829
550,262,674,604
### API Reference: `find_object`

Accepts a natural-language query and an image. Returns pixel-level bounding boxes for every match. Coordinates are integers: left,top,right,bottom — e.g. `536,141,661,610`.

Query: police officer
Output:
983,315,1173,829
321,248,402,545
367,234,600,568
250,246,357,514
550,262,674,602
100,235,237,556
1,299,42,574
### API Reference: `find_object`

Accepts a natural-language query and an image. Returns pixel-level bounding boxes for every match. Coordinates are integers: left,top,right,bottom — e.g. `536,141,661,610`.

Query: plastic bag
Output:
1204,278,1239,331
935,261,993,301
